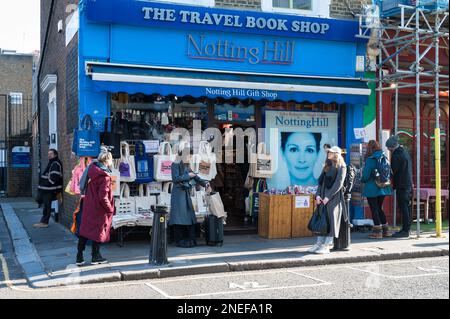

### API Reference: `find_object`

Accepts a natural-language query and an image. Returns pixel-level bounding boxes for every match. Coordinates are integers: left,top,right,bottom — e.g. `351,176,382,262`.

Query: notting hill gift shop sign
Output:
85,0,360,42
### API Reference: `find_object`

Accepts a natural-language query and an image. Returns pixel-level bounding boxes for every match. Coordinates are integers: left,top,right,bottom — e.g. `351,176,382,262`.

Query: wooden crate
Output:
258,193,292,239
291,195,314,238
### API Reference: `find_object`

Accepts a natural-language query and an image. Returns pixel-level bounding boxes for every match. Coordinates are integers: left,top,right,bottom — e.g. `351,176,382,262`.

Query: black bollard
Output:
149,205,169,266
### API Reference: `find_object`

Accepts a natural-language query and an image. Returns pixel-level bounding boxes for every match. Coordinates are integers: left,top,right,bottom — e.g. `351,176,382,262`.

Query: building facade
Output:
39,0,373,229
0,49,36,197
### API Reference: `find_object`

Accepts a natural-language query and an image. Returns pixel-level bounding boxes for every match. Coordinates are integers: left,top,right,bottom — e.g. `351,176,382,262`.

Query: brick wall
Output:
330,0,369,19
215,0,261,9
38,0,79,228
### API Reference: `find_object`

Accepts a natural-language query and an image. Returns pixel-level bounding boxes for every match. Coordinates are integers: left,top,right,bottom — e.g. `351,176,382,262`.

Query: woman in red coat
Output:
76,151,114,266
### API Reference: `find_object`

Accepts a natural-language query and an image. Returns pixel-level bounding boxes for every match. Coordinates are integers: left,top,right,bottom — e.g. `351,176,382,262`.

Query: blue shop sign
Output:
85,0,360,42
11,146,30,168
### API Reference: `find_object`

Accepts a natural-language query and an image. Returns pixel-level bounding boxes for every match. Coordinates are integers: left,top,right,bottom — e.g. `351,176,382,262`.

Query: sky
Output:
0,0,40,53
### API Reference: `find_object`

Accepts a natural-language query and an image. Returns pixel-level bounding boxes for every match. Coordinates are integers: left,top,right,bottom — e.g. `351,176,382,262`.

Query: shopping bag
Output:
307,204,330,235
191,187,208,213
72,115,100,157
154,142,175,182
114,183,136,215
249,142,273,179
118,142,136,182
157,182,173,207
135,184,156,215
100,117,121,159
134,141,154,184
206,192,226,218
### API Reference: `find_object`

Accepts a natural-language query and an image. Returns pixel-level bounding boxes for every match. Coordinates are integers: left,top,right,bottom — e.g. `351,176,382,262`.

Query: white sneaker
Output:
315,245,331,254
307,244,322,253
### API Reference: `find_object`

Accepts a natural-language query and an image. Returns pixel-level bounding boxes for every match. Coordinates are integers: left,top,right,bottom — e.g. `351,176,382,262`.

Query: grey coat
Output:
169,160,207,226
316,165,347,238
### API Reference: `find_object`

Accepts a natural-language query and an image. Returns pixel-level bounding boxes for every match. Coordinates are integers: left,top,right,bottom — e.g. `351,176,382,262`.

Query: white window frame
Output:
9,92,23,105
261,0,330,18
148,0,214,7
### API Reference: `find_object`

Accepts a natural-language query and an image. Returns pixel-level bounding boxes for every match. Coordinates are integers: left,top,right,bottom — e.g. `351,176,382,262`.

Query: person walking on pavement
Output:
361,140,393,239
76,150,115,266
309,146,347,254
170,142,211,248
34,149,63,228
386,135,413,238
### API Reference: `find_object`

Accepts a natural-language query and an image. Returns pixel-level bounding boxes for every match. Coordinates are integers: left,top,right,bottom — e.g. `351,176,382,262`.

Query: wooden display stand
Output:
258,193,292,239
291,194,314,238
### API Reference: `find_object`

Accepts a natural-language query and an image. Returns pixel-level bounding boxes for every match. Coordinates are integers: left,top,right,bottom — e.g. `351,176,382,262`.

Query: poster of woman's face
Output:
281,132,321,186
265,111,338,189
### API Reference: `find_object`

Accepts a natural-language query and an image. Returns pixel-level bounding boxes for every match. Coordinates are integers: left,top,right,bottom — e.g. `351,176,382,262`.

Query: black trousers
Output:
367,196,387,226
397,188,412,232
40,192,54,224
77,236,100,255
173,225,195,244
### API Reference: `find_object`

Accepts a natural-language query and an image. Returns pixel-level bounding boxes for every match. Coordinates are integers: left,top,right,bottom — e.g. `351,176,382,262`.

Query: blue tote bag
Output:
134,141,154,184
72,115,100,157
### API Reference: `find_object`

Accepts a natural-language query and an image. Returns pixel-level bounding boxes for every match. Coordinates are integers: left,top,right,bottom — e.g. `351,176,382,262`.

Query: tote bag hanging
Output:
135,184,157,215
100,117,121,159
157,182,173,207
249,142,273,179
191,141,217,181
134,141,154,184
191,187,208,214
69,157,92,195
72,115,100,157
154,142,175,182
118,142,136,183
114,183,136,216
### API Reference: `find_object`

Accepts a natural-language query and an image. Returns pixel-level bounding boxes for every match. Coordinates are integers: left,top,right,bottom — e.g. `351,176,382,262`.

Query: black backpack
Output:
374,155,391,188
343,164,356,196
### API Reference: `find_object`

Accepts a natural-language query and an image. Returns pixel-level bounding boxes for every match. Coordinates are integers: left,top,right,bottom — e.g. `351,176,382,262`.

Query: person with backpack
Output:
386,135,413,238
361,140,393,239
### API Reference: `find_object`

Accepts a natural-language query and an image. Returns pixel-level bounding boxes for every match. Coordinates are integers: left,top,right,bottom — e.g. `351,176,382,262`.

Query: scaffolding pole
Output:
358,3,449,237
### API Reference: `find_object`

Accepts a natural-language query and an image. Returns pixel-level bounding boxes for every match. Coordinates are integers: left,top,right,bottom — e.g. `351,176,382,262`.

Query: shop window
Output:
261,0,330,18
9,92,23,105
152,0,214,7
265,101,338,112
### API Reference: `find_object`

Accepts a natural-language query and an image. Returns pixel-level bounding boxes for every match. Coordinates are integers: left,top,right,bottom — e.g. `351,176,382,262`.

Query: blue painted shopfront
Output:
78,0,370,218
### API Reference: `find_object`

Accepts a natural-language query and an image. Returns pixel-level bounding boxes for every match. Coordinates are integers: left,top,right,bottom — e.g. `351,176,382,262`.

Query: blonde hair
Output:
97,151,113,164
324,152,346,171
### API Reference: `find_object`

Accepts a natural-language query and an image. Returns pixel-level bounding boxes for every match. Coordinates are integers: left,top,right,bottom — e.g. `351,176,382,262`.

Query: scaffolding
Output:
358,1,449,237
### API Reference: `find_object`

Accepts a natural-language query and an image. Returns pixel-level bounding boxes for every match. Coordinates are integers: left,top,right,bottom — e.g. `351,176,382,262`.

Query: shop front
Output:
74,0,370,234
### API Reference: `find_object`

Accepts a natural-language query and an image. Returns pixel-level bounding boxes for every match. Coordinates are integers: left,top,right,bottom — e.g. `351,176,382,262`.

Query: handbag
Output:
110,164,121,197
249,142,273,179
154,142,176,182
307,204,330,235
134,141,154,184
114,183,136,215
118,142,136,182
72,114,100,157
191,187,208,214
157,182,173,207
100,117,121,159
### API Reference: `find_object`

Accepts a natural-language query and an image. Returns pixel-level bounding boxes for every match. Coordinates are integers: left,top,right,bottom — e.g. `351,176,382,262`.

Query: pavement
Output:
1,198,448,289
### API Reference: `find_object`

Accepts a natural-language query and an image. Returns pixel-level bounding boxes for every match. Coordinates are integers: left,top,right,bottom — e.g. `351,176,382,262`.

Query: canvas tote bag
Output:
249,142,273,179
154,142,176,182
118,142,136,182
